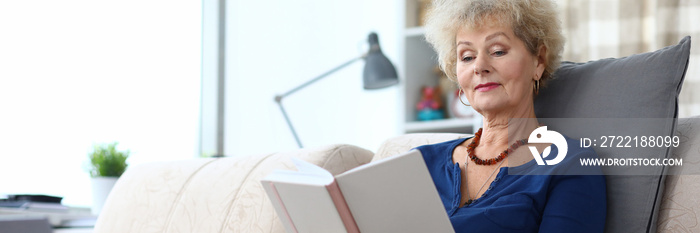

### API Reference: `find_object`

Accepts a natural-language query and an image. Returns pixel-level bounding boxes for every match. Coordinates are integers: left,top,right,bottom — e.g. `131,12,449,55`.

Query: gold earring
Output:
458,89,470,106
533,79,540,95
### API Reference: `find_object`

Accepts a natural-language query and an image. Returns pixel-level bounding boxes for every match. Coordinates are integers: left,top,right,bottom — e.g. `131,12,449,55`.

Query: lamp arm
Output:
276,54,365,99
274,53,366,148
275,102,303,148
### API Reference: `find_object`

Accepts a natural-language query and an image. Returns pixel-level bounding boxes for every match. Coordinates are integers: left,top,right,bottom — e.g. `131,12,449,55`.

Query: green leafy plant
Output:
88,142,130,177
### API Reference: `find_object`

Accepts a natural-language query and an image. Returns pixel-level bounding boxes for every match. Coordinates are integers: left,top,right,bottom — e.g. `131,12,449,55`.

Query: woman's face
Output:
455,23,545,117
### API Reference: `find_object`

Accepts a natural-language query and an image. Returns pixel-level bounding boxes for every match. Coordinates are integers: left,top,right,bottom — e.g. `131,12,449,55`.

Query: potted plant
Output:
88,142,129,215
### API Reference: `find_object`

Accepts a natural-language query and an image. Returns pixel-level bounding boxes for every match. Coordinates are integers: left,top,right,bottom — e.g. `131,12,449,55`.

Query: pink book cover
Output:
325,180,360,233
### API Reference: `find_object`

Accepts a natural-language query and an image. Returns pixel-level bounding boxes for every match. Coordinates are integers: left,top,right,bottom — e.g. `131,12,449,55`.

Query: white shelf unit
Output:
400,0,481,134
405,117,482,133
404,27,425,37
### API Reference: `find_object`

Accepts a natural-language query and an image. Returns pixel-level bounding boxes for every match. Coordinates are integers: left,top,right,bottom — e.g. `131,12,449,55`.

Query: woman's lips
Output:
475,82,500,92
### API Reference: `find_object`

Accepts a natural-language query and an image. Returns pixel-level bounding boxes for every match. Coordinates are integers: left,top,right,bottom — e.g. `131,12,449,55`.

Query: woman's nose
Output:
473,56,491,75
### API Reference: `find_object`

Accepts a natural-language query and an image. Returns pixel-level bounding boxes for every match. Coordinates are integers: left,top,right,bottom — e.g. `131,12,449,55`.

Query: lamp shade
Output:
363,32,399,89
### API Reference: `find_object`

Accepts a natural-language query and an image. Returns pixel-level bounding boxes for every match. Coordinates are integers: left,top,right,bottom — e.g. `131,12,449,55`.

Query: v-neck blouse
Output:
415,136,607,233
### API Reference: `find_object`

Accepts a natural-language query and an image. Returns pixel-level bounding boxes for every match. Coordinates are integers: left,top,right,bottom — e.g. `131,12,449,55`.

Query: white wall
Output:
225,0,402,156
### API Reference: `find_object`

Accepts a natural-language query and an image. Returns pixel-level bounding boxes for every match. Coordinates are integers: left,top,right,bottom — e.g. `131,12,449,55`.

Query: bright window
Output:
0,0,201,207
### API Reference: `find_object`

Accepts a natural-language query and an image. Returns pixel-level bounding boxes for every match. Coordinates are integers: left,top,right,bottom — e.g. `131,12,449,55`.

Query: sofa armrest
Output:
95,144,373,233
657,116,700,232
372,133,470,162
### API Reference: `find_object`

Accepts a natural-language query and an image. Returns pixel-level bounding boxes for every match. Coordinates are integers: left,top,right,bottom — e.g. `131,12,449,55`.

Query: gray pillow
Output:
534,36,690,233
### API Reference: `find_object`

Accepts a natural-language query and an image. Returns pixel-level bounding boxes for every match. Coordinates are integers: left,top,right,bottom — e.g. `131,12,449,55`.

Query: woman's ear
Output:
535,45,547,80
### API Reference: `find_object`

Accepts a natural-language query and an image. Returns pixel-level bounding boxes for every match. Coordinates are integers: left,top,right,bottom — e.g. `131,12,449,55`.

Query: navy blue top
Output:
416,136,606,233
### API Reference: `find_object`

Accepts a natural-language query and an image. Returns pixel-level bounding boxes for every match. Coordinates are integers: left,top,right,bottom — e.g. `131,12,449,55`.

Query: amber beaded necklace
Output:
466,128,528,165
463,128,529,206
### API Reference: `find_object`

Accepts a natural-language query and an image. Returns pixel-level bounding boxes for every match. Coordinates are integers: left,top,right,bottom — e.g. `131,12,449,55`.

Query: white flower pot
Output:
91,177,119,215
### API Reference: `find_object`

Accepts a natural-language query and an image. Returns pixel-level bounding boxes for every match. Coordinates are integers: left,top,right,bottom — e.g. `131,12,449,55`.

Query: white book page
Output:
335,150,454,233
261,158,347,233
273,182,347,233
262,158,334,186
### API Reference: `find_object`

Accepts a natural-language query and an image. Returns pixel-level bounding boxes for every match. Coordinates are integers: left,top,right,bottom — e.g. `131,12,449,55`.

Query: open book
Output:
261,150,454,233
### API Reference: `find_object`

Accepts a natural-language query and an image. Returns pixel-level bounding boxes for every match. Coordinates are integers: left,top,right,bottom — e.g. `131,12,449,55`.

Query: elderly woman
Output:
417,0,606,232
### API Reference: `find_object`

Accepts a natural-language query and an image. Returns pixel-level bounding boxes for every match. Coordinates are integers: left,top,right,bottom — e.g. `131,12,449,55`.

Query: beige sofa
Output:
94,118,699,233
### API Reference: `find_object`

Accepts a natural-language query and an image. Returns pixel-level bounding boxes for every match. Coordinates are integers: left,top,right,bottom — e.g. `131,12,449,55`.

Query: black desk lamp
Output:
274,32,399,148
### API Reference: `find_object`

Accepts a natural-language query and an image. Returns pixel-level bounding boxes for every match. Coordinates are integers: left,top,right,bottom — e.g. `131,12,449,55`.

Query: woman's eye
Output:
461,56,474,62
492,50,507,56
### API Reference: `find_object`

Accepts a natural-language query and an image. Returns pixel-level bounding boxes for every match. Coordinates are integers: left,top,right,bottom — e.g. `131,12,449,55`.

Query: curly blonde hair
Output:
424,0,564,85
